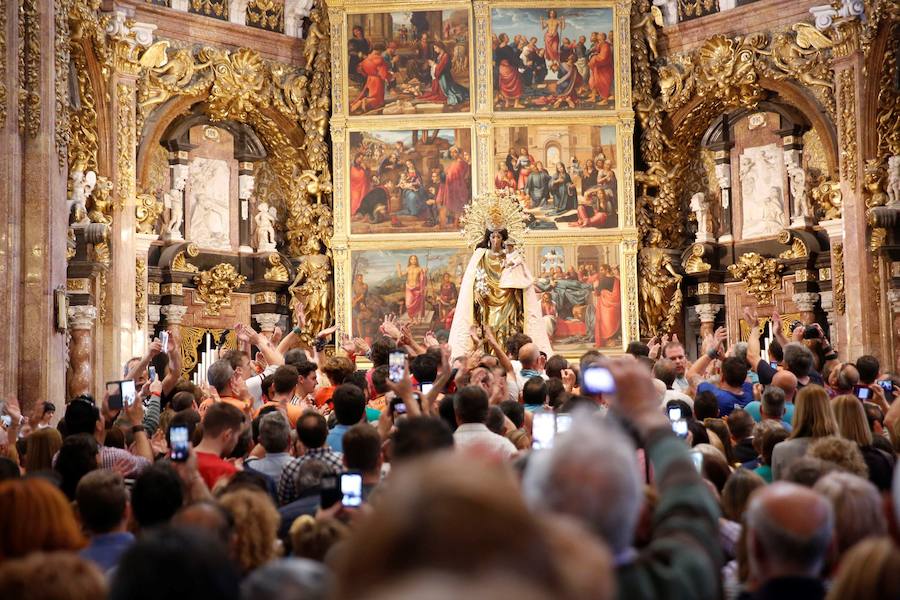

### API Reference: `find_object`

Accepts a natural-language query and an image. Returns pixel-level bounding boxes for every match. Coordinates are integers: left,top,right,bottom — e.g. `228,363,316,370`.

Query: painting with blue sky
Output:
491,7,615,111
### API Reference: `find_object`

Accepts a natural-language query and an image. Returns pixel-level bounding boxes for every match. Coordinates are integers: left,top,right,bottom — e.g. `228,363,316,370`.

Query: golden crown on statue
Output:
460,188,528,248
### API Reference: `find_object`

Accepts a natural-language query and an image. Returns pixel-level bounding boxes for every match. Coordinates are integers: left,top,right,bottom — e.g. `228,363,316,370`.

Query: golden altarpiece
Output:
0,0,898,408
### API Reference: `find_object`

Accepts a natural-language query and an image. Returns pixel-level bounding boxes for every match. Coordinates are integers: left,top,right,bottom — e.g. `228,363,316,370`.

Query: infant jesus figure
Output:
499,240,532,290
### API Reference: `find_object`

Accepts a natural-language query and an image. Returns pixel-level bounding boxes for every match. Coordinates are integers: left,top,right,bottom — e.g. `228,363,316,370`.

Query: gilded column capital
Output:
104,10,156,75
253,312,281,332
160,304,188,325
693,303,723,324
792,292,820,313
67,305,98,330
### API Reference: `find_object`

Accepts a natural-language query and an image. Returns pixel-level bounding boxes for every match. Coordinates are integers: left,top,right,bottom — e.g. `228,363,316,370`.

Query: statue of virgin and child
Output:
449,190,553,359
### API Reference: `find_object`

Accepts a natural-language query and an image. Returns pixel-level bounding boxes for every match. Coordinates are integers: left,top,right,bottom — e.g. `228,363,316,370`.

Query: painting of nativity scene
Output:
347,10,471,116
491,7,615,112
349,128,473,233
494,124,618,231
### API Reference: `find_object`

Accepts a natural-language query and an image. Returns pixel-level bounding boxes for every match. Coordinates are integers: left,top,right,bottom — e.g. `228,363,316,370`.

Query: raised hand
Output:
743,305,759,328
423,330,440,348
340,334,356,355
380,314,402,341
316,324,337,340
647,336,661,360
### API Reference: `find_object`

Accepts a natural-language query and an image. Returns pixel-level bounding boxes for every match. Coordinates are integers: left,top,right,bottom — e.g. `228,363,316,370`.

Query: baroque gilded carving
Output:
0,0,6,125
55,0,72,166
728,252,784,305
20,0,40,137
777,230,810,260
172,243,200,273
135,193,163,234
832,243,846,314
812,179,843,220
288,252,333,346
639,241,683,337
838,69,858,187
263,253,289,282
246,0,283,33
683,243,711,274
194,263,246,316
136,257,147,325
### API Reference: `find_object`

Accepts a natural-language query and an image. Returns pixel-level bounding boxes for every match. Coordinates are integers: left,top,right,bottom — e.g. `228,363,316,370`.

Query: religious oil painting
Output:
529,243,622,353
346,9,471,116
348,128,473,234
493,124,618,231
491,7,615,112
350,247,471,342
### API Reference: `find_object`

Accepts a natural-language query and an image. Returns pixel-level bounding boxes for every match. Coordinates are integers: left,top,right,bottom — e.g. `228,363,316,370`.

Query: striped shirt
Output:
277,447,344,506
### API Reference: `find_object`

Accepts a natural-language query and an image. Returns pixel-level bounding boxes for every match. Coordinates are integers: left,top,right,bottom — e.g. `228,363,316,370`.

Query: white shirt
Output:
453,423,517,459
246,365,278,411
663,389,694,408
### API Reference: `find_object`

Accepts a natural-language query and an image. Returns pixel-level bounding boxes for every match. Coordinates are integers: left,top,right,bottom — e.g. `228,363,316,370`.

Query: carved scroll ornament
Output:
728,252,784,305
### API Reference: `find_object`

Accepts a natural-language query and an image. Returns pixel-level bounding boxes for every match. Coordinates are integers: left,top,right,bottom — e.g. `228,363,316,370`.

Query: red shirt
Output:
195,451,237,490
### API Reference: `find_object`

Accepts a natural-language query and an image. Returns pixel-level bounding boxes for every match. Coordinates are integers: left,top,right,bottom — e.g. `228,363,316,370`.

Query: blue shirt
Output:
697,381,753,417
743,400,794,431
326,424,351,454
80,532,135,572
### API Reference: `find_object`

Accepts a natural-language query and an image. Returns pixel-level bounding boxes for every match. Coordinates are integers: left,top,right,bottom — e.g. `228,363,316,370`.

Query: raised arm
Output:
686,326,726,380
161,327,183,396
743,306,762,371
483,324,515,375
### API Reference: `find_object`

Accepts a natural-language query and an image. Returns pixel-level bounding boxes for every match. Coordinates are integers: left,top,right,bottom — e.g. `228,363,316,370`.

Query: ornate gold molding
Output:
115,82,136,210
683,243,711,274
246,0,283,33
832,243,845,315
639,245,683,336
874,21,899,161
136,257,147,325
172,244,199,272
777,230,809,260
0,0,6,125
55,0,72,167
838,69,858,188
135,193,163,234
194,263,246,316
812,179,842,220
263,253,289,282
20,0,40,137
728,252,784,305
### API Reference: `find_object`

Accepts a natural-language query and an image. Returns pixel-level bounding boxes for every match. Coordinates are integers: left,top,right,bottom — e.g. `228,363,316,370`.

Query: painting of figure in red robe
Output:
347,10,470,116
350,248,469,342
491,7,615,112
494,124,618,231
349,128,473,234
529,244,622,353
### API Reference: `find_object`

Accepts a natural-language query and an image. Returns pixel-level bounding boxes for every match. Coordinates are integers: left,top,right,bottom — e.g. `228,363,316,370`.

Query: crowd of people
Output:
1,303,899,600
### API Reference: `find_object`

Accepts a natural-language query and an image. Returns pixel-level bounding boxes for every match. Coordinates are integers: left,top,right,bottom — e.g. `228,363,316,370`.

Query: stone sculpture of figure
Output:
787,163,814,220
690,191,712,242
255,201,278,252
163,166,188,240
887,155,900,208
68,169,96,225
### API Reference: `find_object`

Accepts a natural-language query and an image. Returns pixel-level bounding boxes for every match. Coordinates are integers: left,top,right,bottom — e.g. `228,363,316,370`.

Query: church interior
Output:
0,0,898,417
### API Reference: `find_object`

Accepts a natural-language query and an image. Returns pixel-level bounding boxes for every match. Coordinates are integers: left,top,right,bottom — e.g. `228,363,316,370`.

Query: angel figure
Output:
303,7,327,69
255,202,278,252
639,234,683,336
632,3,664,60
787,163,814,220
162,166,188,240
499,240,531,290
887,155,900,208
87,176,114,226
67,169,96,226
288,246,333,346
690,191,712,241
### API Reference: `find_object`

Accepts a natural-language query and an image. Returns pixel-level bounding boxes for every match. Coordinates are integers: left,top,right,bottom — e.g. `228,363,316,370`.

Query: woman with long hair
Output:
771,385,837,480
831,394,895,491
0,477,85,560
24,427,62,474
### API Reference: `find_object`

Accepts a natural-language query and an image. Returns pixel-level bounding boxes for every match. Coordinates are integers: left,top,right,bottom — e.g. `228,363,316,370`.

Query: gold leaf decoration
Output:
777,230,809,260
832,243,845,315
838,69,858,188
136,257,147,325
194,263,246,316
135,193,163,234
172,244,200,273
728,252,784,305
263,253,289,282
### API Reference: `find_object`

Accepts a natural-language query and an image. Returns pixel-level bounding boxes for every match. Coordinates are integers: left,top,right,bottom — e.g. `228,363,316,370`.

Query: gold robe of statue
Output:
474,250,523,353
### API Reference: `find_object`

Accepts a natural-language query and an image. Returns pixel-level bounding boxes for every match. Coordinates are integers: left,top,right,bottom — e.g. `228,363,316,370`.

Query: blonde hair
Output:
0,551,106,600
289,514,349,562
826,537,900,600
814,472,886,556
219,489,281,573
808,436,868,479
790,385,838,439
24,427,63,474
831,394,873,446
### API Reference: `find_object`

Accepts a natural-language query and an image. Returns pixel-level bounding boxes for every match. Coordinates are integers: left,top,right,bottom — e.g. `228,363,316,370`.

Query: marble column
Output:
253,312,281,339
792,292,819,325
67,305,98,401
160,304,188,329
694,303,723,339
14,0,69,412
101,13,155,385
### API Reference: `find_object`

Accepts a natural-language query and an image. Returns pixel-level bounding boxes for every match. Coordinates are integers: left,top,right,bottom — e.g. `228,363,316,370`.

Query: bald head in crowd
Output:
745,482,833,582
771,370,798,403
518,343,541,370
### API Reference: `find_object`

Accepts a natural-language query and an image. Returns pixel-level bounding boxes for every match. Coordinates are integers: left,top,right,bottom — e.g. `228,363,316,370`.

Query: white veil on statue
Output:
448,190,552,359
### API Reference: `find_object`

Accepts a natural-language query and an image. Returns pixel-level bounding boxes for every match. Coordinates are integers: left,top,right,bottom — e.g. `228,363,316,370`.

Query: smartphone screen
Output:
0,415,11,428
148,366,157,381
769,361,778,369
170,425,189,462
389,351,405,383
107,381,124,411
320,475,341,509
672,419,688,438
532,412,556,449
393,402,407,415
121,379,137,408
582,366,615,395
341,472,363,507
420,382,434,395
878,380,893,393
856,386,871,400
667,407,682,421
159,331,169,354
690,450,704,473
555,413,572,434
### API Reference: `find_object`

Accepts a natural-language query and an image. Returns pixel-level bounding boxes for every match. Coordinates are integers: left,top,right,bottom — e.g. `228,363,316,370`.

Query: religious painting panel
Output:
527,242,623,354
490,5,616,113
346,7,472,116
492,122,619,232
348,246,471,343
347,126,474,234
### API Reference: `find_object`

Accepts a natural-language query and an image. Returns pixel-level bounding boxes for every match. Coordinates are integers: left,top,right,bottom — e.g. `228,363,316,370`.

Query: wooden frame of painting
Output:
337,2,476,119
471,0,633,116
344,123,477,236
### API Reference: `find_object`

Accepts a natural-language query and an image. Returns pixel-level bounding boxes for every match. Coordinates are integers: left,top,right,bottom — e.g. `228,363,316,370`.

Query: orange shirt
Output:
314,386,336,408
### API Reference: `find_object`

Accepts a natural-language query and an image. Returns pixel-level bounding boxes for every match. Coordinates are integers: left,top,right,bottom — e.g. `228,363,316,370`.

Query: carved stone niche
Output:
158,110,267,253
700,101,814,244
